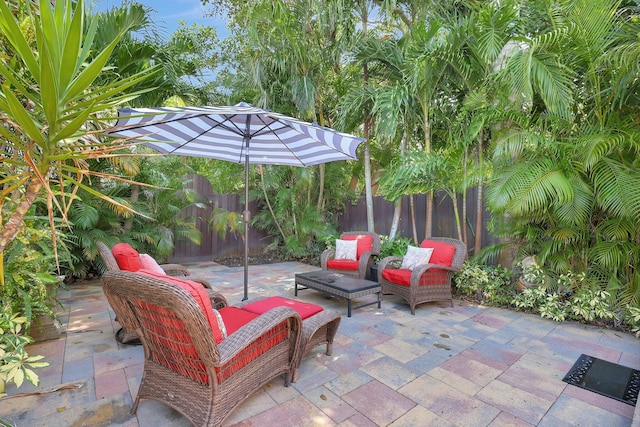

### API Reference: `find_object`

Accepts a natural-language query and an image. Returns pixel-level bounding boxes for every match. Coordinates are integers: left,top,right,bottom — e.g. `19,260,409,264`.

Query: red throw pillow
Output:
343,234,373,259
242,296,323,320
420,240,456,267
111,243,142,271
137,270,225,343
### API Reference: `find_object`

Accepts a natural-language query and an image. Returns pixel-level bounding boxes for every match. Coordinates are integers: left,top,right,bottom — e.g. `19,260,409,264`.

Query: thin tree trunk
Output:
388,129,408,241
258,166,286,243
462,146,468,247
410,195,418,244
474,135,484,256
362,6,375,233
422,103,433,240
0,178,44,254
452,191,463,240
317,164,325,212
425,191,433,239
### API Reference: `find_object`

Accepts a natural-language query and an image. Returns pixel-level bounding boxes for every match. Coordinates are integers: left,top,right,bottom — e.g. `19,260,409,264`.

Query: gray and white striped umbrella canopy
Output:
107,103,365,300
107,103,365,166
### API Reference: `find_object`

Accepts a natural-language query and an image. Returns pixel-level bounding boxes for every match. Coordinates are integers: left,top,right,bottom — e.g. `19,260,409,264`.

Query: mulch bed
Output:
212,253,319,267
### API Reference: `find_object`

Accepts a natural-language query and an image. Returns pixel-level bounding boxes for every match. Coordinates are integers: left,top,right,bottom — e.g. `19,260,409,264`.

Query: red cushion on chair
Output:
343,234,373,259
137,270,225,343
420,240,456,267
218,306,259,336
112,243,142,271
382,268,412,286
326,259,360,271
242,296,323,320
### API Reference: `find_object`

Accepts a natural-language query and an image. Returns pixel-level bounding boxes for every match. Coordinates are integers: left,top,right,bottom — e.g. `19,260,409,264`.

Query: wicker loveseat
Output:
101,270,303,427
321,231,380,279
378,237,467,314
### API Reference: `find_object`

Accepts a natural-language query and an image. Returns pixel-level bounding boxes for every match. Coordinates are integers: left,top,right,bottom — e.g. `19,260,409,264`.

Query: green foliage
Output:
0,312,49,396
453,262,514,305
378,235,412,259
1,219,66,325
512,273,621,325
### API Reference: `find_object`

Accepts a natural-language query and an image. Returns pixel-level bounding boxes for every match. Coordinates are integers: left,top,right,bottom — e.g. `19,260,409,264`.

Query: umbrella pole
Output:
243,134,250,301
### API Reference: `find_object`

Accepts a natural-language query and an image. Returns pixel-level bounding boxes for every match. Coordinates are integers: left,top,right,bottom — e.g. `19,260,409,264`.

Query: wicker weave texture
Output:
97,241,228,344
321,232,381,279
102,270,303,427
378,237,467,314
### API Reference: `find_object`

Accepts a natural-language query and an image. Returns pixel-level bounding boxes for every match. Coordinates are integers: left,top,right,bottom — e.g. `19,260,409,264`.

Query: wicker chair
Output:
101,270,302,427
378,238,467,314
97,241,227,344
321,231,381,279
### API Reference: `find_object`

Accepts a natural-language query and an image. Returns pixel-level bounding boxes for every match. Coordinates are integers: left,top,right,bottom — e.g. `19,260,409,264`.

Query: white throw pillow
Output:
401,245,434,270
139,253,165,275
335,239,358,261
212,309,228,340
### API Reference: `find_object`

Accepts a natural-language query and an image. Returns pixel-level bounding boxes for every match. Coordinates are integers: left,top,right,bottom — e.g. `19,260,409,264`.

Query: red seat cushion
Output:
242,296,323,320
343,234,373,259
112,243,142,271
137,270,225,343
382,268,412,286
420,240,456,267
326,259,359,271
383,268,450,286
219,306,259,335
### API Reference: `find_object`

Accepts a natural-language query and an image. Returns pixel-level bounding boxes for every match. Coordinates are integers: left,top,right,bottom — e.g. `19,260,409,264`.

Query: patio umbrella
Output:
106,102,365,300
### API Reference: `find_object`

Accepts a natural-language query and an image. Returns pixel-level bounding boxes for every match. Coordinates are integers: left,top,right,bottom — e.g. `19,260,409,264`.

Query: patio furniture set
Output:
98,233,466,426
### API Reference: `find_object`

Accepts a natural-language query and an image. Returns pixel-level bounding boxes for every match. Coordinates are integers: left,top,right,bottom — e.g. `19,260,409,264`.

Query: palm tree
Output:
0,0,155,262
487,0,640,307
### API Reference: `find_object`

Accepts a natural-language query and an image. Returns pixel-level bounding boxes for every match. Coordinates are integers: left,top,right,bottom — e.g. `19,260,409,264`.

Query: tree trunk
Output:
388,129,408,240
474,135,484,256
410,195,418,244
0,178,45,254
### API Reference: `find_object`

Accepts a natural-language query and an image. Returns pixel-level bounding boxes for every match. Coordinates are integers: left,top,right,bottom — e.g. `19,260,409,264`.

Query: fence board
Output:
170,174,497,262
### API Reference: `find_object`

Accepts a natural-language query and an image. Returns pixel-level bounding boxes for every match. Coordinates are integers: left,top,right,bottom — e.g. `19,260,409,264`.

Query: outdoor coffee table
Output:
294,270,381,317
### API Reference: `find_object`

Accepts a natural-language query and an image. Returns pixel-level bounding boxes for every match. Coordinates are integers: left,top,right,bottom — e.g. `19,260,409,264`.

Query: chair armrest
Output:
358,251,374,277
410,263,459,284
207,289,228,309
377,256,403,281
378,256,403,270
321,249,336,269
159,263,191,277
217,306,302,365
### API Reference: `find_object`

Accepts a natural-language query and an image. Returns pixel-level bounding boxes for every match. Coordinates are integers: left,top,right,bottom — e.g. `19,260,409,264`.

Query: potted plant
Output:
517,256,545,292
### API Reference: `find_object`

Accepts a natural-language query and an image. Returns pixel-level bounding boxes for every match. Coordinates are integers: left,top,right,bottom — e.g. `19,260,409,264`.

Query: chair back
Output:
102,271,219,383
421,237,467,269
340,231,381,258
97,241,120,271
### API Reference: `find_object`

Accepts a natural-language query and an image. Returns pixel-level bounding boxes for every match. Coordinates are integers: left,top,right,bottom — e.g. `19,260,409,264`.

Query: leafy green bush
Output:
0,312,49,396
453,262,514,305
511,270,620,326
378,235,412,259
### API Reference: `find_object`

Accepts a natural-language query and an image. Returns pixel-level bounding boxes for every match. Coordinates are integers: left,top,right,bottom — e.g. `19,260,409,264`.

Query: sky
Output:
91,0,228,40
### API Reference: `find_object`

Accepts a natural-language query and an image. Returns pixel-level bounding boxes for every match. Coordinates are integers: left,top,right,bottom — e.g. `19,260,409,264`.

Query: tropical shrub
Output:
453,262,514,305
0,312,49,396
378,235,412,259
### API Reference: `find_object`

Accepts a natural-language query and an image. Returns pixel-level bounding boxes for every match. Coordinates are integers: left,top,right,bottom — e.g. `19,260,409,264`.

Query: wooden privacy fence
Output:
170,174,497,262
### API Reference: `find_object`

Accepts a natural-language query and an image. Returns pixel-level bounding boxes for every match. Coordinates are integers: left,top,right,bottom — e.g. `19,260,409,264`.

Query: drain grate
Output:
563,354,640,406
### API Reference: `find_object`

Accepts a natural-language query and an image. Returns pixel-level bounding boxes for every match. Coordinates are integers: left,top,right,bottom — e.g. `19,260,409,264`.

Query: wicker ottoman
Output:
237,296,342,382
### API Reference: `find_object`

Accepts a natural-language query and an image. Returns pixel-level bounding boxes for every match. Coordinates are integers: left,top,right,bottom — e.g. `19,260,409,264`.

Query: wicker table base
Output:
295,270,381,317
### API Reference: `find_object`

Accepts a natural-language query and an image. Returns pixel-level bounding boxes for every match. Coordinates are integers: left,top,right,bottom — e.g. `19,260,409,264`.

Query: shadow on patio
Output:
1,261,638,426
